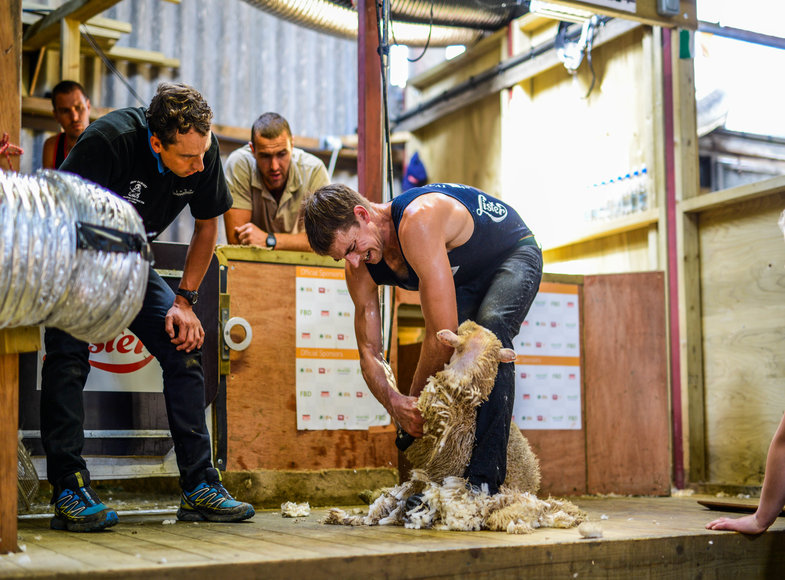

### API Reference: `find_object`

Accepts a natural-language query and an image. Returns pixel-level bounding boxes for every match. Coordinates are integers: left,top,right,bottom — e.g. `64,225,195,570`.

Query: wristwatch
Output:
176,288,198,305
266,232,277,249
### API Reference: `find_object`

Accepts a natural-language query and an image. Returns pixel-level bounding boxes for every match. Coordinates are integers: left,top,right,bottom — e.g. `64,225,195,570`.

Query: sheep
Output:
322,321,585,533
405,320,541,493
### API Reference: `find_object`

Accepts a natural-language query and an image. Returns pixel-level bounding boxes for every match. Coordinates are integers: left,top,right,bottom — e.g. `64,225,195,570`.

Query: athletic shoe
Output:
177,467,255,522
50,470,118,532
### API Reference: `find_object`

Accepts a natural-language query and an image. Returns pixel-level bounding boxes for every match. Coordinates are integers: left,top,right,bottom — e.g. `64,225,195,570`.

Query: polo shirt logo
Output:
125,180,147,205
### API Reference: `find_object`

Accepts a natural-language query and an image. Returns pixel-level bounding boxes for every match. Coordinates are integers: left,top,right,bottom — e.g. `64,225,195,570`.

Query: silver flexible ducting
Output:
240,0,526,46
0,169,151,343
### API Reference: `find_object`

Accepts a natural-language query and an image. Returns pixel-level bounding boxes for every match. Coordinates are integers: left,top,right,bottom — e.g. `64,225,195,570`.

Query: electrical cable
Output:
80,24,146,106
389,0,434,63
375,0,398,364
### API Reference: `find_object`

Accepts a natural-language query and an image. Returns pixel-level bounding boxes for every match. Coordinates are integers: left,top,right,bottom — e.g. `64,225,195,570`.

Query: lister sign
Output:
38,329,164,393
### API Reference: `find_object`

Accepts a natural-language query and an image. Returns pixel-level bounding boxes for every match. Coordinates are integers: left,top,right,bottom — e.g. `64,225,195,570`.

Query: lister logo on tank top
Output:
476,194,508,223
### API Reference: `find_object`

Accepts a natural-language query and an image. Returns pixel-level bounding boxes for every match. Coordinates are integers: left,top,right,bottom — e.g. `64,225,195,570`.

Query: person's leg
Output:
40,328,118,531
40,327,90,489
128,268,212,490
463,245,543,494
130,268,254,522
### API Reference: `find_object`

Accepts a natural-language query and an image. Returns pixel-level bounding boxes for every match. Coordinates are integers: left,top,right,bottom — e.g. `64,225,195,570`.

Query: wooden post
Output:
1,0,22,173
0,0,23,552
357,0,382,203
0,354,20,553
61,17,81,81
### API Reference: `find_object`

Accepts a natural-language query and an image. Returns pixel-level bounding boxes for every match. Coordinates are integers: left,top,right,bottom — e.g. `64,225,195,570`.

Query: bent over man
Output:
303,183,543,495
43,82,254,532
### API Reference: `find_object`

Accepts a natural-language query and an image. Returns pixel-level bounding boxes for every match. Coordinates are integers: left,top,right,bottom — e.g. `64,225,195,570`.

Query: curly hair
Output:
303,184,370,255
146,82,212,146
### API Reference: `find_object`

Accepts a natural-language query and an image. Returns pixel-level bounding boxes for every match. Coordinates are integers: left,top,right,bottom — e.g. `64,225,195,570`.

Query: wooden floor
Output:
3,496,785,579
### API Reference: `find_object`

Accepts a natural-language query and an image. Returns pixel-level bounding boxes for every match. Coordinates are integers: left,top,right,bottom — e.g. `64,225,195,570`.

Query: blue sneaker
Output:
177,468,255,522
51,470,118,532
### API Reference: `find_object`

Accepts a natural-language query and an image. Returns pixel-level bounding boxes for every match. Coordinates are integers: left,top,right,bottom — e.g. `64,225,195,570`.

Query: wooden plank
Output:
10,499,785,579
0,0,21,173
539,0,697,29
395,18,640,133
224,260,397,472
680,210,705,483
0,354,19,554
358,0,382,202
543,208,660,252
59,17,81,81
681,173,785,214
23,0,122,50
699,194,785,486
0,0,21,555
106,46,179,68
584,272,671,495
0,327,40,354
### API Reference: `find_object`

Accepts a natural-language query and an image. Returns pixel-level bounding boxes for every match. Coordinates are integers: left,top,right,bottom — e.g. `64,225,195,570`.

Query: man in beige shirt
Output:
223,113,329,251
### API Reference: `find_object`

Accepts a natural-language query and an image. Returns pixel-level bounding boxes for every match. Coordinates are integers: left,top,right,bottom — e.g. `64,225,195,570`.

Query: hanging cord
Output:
80,24,146,106
375,0,398,363
0,133,24,171
390,0,434,63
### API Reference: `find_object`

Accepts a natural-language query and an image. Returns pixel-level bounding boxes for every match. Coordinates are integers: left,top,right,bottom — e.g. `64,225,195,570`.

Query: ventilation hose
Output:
0,169,152,343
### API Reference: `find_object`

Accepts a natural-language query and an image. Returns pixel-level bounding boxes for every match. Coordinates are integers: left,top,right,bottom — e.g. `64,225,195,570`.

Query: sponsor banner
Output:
295,269,389,430
38,328,163,392
512,285,582,430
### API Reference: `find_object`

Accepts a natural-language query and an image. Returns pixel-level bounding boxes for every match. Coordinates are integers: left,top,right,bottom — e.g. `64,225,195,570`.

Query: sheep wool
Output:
322,321,586,534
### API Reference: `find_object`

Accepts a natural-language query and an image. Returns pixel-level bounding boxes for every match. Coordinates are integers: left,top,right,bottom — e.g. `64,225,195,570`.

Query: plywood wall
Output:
543,227,655,275
503,28,653,258
408,92,504,197
700,192,785,485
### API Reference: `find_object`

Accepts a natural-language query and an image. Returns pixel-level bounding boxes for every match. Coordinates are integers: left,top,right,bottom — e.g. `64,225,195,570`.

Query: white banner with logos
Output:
37,328,164,392
512,282,582,430
295,266,389,430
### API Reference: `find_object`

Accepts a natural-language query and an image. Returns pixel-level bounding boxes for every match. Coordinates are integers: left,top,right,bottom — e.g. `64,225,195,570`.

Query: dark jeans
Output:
456,243,543,494
40,267,213,495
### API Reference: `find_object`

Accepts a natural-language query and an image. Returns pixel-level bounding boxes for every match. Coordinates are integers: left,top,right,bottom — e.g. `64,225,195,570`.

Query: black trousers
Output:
40,267,213,495
456,244,543,495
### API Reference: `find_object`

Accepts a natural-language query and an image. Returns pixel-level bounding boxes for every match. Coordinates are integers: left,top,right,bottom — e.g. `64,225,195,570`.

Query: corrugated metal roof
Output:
102,0,358,138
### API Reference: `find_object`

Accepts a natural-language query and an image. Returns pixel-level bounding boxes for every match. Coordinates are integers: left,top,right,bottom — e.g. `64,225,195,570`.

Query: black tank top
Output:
366,183,533,291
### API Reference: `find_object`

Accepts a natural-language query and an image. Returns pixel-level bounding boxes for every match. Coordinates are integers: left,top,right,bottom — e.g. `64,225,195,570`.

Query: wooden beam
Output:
60,17,80,81
395,18,640,133
23,0,122,50
671,23,702,486
679,173,785,214
0,0,22,554
543,208,660,252
535,0,697,30
106,46,179,68
357,0,382,202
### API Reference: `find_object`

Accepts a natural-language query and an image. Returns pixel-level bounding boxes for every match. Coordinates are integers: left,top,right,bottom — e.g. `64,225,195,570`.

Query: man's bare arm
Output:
346,262,423,436
223,208,251,244
398,197,467,398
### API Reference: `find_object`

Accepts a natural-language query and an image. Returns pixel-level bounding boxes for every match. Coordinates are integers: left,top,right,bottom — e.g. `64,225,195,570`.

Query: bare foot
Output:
705,513,767,535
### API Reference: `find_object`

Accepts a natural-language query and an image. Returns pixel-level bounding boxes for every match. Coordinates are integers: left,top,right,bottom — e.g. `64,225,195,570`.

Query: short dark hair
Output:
50,80,88,107
251,112,292,143
146,82,212,147
303,184,370,255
